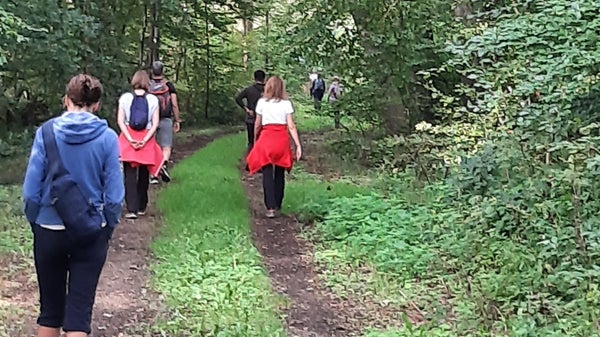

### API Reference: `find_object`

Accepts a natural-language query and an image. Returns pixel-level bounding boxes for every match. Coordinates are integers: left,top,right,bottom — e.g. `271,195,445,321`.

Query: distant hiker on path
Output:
117,70,167,220
328,76,344,128
235,69,266,152
23,74,125,337
310,73,326,110
149,61,181,184
246,76,302,218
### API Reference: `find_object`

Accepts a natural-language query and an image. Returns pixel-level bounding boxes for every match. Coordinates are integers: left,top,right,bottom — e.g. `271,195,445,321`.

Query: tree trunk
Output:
140,4,148,66
264,11,269,73
149,0,160,66
204,0,210,119
352,10,408,135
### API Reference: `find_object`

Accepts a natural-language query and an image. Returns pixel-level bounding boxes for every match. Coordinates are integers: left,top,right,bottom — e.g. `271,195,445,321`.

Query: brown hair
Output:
131,70,150,90
263,76,289,102
66,74,103,107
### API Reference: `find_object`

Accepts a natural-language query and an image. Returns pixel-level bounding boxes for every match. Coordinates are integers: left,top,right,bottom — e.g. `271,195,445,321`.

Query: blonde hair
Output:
263,76,289,102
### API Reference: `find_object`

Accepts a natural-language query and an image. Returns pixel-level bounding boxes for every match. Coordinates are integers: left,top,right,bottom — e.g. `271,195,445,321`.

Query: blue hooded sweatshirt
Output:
23,111,124,228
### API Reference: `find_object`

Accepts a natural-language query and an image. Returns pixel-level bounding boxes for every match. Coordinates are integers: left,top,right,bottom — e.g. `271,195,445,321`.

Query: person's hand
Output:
245,107,254,117
128,137,140,149
173,121,181,133
138,138,149,148
295,145,302,161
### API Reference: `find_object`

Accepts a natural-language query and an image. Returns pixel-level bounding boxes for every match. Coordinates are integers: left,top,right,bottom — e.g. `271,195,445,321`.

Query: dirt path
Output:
242,132,416,336
243,170,365,337
0,130,226,337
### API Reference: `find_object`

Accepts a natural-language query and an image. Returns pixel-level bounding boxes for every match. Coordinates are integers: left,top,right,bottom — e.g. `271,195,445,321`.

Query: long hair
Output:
263,76,289,102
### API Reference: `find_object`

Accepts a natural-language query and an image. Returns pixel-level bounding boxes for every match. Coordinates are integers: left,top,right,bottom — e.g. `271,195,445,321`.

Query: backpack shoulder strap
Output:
41,120,68,179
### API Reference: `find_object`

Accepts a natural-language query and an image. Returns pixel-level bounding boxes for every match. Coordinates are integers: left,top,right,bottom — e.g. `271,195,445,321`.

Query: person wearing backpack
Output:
310,73,326,110
235,69,266,151
328,76,344,128
148,61,181,184
22,74,125,337
117,70,166,220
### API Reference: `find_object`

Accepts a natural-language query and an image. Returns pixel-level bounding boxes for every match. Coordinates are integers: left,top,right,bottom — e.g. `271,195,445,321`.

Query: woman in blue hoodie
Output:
22,74,125,337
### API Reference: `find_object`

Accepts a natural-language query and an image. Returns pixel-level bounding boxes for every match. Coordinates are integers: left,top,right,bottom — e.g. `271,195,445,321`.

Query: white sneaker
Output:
266,209,275,218
125,212,138,219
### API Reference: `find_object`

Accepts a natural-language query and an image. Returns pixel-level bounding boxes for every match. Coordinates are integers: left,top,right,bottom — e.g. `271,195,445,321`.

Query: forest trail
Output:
243,169,358,337
0,131,223,337
241,146,410,337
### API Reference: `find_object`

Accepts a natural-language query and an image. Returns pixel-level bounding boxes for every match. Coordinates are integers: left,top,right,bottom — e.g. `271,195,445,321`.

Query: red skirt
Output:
118,127,164,177
246,124,293,175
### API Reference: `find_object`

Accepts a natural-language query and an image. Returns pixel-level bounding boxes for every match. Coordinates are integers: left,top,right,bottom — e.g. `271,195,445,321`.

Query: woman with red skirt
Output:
117,70,166,219
246,76,302,218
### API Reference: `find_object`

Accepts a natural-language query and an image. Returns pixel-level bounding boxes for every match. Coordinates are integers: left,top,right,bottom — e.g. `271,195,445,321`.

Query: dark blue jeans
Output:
32,225,112,334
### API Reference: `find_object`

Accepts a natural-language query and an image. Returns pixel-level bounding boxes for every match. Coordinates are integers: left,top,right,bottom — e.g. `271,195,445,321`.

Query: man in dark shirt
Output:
149,61,182,184
235,70,266,151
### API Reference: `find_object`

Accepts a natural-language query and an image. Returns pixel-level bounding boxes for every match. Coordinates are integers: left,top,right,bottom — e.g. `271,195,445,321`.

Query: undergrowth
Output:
302,174,600,336
0,185,31,257
151,133,285,336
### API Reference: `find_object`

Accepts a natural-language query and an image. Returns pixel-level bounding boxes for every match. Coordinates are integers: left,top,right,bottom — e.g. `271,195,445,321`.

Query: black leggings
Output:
246,121,255,150
123,162,149,212
33,225,111,333
262,165,285,210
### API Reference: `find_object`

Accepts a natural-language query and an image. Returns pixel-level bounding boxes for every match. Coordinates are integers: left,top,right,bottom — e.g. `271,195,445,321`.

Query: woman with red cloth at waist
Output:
246,76,302,218
117,70,165,219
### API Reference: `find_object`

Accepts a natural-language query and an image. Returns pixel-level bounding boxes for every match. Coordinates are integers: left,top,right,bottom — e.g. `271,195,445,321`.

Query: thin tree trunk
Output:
204,0,210,119
242,18,249,71
140,5,148,66
149,0,160,66
265,11,269,73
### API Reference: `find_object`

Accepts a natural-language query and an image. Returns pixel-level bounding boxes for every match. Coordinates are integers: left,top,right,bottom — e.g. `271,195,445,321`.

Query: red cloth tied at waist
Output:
246,124,293,175
118,127,164,177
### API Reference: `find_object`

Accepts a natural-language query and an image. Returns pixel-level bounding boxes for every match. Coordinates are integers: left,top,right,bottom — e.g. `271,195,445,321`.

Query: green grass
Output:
0,185,35,337
0,186,31,257
283,164,372,221
150,133,285,336
292,96,339,132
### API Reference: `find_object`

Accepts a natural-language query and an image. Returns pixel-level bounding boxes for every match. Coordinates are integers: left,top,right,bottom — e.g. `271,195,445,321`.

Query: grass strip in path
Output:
150,133,286,337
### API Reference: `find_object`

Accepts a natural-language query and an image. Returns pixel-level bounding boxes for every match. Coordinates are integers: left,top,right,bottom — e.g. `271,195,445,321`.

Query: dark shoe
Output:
160,165,171,183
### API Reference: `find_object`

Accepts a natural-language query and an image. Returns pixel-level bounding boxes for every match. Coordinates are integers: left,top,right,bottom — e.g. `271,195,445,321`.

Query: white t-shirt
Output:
255,98,294,125
118,91,159,130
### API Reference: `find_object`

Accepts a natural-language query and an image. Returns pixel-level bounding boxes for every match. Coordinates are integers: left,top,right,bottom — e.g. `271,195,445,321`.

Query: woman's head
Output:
131,70,150,90
263,76,289,101
64,74,103,112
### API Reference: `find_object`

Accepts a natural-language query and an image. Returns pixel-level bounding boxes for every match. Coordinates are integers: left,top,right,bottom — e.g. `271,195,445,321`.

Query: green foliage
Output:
0,185,31,257
301,3,600,334
151,134,285,336
0,0,256,131
309,177,600,335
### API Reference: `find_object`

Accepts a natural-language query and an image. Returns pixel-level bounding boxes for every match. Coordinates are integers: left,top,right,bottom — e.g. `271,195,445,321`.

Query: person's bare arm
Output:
171,93,181,122
117,105,135,143
286,114,302,160
141,106,160,145
254,114,262,144
171,92,181,132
